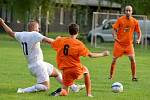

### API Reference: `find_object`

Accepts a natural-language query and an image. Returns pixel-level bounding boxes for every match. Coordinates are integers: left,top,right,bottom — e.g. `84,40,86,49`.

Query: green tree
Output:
112,0,150,16
0,0,72,35
134,0,150,15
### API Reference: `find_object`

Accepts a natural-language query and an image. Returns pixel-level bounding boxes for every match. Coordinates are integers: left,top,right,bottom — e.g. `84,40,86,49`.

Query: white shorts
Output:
28,60,53,83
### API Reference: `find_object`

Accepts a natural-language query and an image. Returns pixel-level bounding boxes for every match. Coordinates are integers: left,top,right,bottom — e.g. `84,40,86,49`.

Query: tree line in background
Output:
0,0,149,22
0,0,72,35
0,0,72,21
0,0,150,34
112,0,150,16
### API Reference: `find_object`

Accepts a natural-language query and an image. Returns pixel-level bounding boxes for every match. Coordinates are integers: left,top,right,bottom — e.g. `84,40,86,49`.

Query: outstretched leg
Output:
17,81,49,93
17,62,51,93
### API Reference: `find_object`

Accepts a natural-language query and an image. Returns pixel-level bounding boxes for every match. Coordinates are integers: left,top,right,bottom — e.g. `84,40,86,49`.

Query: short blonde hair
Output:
27,21,39,31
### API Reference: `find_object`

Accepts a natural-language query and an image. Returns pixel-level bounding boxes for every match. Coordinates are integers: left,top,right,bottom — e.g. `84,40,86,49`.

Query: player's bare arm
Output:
136,31,142,44
42,37,54,44
88,50,110,58
0,18,15,38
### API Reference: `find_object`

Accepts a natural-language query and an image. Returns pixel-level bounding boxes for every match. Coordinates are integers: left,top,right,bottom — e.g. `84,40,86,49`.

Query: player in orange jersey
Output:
50,23,110,97
109,5,142,81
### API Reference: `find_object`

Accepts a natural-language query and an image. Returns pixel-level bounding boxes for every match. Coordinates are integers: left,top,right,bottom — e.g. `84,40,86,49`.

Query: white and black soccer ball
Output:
111,82,123,93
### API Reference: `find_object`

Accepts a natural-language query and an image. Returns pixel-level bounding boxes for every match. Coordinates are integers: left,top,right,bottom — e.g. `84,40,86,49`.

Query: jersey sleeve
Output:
51,38,61,51
15,32,21,41
113,18,120,30
78,42,90,57
32,32,45,43
134,20,141,33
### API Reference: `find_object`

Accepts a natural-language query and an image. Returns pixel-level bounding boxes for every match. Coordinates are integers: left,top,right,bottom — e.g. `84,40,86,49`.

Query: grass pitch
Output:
0,33,150,100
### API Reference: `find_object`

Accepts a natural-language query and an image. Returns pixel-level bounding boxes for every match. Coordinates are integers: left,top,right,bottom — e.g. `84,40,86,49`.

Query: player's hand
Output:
113,34,117,40
102,50,110,56
136,39,140,44
56,36,61,39
114,34,120,43
113,33,121,43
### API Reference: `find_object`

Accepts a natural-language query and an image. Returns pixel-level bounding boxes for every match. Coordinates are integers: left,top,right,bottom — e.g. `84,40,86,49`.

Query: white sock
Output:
55,73,62,84
22,84,48,93
70,84,78,91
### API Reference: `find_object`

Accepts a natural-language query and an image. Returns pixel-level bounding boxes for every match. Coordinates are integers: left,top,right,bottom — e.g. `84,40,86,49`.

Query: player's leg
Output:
84,73,92,97
128,55,137,81
17,83,49,93
50,66,62,84
50,69,72,96
69,67,86,93
109,42,123,79
50,68,86,96
109,57,118,79
83,67,92,97
126,45,137,81
49,64,84,92
17,64,50,93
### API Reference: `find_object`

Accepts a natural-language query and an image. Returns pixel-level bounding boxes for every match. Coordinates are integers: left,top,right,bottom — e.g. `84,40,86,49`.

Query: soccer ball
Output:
111,82,123,93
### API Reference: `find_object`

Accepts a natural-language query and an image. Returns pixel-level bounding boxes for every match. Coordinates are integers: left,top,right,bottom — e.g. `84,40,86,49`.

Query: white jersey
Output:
15,31,45,64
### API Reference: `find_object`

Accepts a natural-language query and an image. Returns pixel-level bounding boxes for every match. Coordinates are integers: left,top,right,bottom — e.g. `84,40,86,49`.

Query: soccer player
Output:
0,18,84,93
50,23,110,97
109,5,142,81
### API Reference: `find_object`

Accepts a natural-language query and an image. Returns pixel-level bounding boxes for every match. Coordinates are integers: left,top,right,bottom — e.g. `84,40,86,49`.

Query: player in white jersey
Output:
0,18,85,93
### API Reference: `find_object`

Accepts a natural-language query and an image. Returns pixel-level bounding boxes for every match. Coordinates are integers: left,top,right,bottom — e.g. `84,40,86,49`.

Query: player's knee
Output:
113,58,117,62
46,85,50,90
84,72,90,77
42,81,50,89
51,68,62,77
129,57,135,62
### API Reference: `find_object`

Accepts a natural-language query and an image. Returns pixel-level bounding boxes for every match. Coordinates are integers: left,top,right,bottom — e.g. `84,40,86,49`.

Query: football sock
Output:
70,84,77,91
110,61,116,79
21,84,48,93
131,61,136,78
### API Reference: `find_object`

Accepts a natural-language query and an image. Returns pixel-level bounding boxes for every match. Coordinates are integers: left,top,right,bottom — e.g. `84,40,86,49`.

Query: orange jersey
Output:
113,15,141,46
51,37,90,70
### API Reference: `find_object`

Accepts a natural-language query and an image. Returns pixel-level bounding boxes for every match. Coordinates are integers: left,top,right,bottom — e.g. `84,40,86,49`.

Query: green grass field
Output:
0,33,150,100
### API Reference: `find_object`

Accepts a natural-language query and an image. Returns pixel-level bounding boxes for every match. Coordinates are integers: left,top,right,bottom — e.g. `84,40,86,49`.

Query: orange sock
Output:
131,61,136,78
60,89,68,96
110,62,116,79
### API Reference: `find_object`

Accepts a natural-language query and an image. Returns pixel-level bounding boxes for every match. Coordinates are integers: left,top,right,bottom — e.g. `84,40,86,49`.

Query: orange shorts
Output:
113,42,135,57
62,65,88,86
